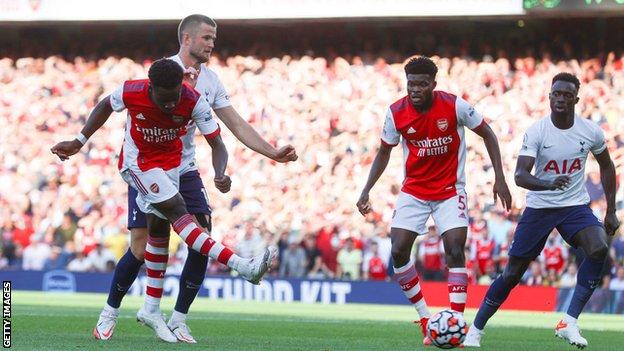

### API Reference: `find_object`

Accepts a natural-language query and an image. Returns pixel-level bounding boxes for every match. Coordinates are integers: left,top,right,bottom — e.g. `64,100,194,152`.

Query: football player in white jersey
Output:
94,14,298,343
465,73,619,349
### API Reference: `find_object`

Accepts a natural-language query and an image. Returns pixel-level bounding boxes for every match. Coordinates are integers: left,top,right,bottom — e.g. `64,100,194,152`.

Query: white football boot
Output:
555,320,588,349
167,318,197,343
238,246,278,285
136,307,178,343
463,325,484,347
93,308,118,340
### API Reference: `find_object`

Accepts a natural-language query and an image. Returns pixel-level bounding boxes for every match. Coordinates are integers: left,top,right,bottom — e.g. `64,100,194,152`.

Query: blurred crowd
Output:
1,35,624,294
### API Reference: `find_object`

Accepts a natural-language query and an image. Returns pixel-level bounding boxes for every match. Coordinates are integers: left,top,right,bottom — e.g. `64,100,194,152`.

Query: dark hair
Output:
178,14,217,44
148,58,183,89
404,56,438,78
552,72,580,90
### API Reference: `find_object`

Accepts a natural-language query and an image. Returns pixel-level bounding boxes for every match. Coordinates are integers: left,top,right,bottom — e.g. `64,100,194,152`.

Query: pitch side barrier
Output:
3,270,622,313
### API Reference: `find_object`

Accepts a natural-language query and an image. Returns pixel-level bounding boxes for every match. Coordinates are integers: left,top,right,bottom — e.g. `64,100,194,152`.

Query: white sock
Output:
170,310,187,323
415,299,432,319
103,303,119,314
563,314,577,325
470,324,483,333
144,295,161,313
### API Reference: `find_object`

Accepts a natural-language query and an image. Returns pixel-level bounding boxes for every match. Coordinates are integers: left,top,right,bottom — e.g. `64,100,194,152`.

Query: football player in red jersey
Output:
357,56,512,346
52,59,278,343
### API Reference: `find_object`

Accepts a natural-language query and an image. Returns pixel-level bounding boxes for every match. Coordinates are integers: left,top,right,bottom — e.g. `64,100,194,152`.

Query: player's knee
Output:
586,243,608,261
391,247,410,267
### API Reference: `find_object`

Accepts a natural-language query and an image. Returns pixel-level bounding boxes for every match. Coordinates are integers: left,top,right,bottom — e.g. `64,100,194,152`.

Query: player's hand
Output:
272,145,298,163
356,192,372,216
50,139,83,161
547,175,571,191
604,211,621,236
214,175,231,193
493,177,512,211
183,67,199,88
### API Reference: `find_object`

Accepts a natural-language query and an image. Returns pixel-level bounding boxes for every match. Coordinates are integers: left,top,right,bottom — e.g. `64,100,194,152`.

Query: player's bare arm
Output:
357,142,393,216
205,134,231,193
594,148,620,235
214,106,298,163
471,122,512,211
51,96,114,161
514,155,571,191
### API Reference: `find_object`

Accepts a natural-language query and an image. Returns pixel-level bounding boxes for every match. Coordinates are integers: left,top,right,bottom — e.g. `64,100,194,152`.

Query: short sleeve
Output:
109,85,126,112
212,76,232,109
590,124,607,155
518,125,540,158
456,97,483,129
381,108,400,146
191,98,220,138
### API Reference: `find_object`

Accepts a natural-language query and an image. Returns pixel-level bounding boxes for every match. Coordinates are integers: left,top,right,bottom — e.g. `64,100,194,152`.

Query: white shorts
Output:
121,167,180,219
391,190,469,235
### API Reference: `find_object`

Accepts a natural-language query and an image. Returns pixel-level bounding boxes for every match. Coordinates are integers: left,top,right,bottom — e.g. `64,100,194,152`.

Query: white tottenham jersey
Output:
169,55,232,174
519,115,606,208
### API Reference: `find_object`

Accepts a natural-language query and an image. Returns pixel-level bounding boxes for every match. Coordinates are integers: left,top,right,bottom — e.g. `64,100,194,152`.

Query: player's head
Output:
178,14,217,63
404,56,438,109
549,72,580,115
148,58,184,113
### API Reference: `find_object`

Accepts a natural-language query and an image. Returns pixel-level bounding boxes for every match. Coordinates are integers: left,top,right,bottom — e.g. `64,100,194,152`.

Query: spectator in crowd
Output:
52,212,77,247
22,235,51,271
302,234,329,278
279,237,307,278
471,229,496,276
610,229,624,266
609,266,624,291
477,262,497,286
42,246,71,271
541,233,568,275
418,226,445,281
67,251,92,272
493,230,513,273
487,211,513,246
336,238,362,280
362,241,387,281
86,243,116,272
559,263,578,289
523,261,544,286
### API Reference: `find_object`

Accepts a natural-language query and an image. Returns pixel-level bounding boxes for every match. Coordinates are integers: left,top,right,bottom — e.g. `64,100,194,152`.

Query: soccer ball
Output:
426,309,467,349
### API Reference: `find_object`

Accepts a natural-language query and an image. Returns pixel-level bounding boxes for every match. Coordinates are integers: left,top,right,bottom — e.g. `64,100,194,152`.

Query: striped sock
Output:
394,259,431,318
172,214,240,268
144,235,169,313
448,267,468,313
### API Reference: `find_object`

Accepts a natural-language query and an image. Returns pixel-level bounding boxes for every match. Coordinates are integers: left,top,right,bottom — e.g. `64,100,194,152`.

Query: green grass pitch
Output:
11,291,624,350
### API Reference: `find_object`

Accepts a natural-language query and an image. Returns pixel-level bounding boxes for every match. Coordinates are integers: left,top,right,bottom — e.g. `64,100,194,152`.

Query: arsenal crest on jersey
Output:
150,183,160,193
172,115,184,124
437,118,448,131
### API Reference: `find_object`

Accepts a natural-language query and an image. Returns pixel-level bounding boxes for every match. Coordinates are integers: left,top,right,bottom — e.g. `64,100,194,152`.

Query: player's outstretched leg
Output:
169,212,276,284
390,228,432,346
94,245,144,340
464,256,531,347
136,231,178,343
555,226,609,349
168,247,207,343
